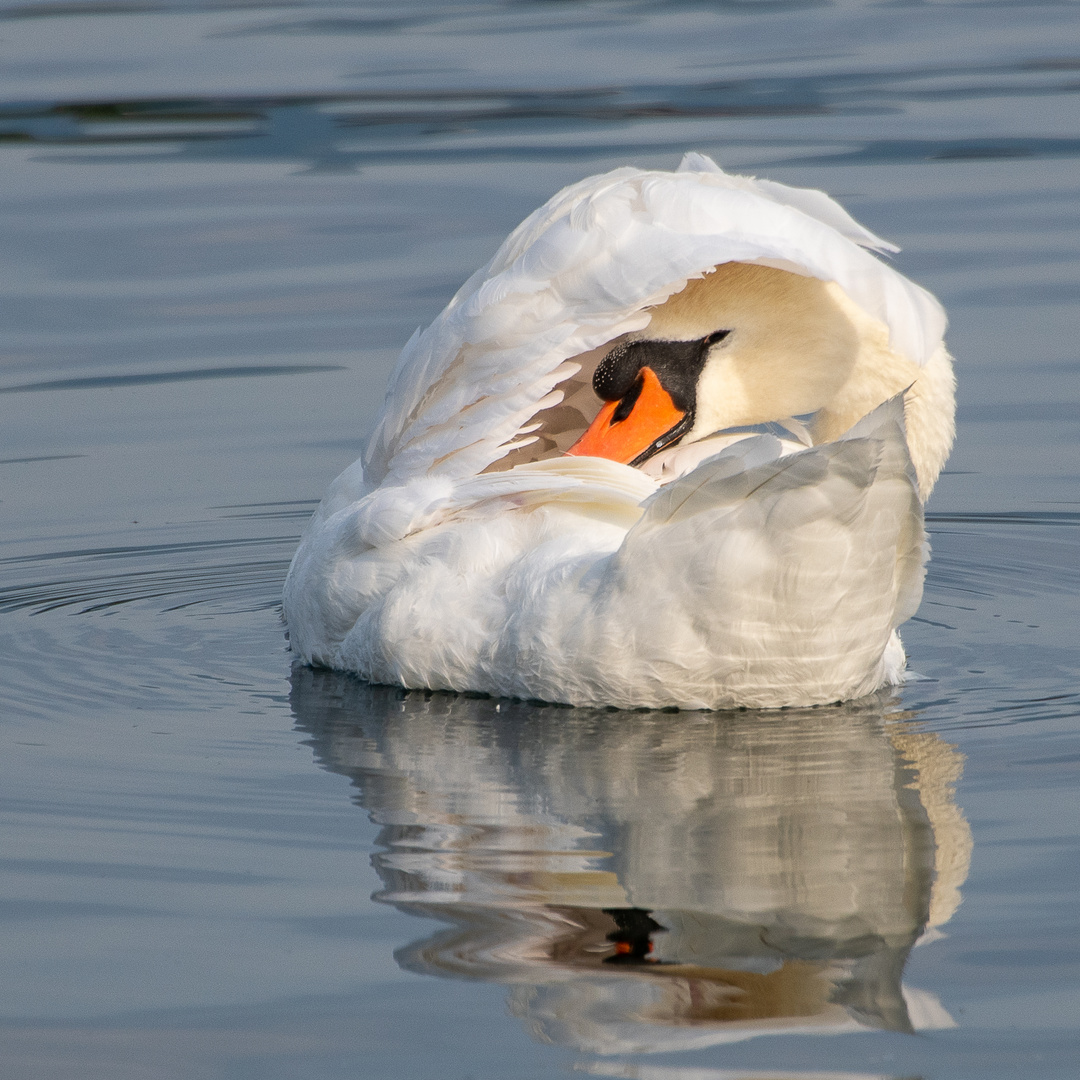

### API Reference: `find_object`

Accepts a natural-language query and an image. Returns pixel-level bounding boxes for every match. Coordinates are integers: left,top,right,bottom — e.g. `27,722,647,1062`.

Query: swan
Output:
284,152,955,709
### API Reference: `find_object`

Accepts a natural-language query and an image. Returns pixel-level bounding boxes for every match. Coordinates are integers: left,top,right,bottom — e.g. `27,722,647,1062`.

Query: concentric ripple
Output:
0,502,313,617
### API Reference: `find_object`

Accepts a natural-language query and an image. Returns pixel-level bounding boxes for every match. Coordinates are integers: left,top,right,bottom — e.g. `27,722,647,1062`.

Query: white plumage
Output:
284,153,955,709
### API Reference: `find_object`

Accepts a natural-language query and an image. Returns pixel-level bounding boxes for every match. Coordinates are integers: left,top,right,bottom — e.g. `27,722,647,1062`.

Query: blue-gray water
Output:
1,1,1079,1077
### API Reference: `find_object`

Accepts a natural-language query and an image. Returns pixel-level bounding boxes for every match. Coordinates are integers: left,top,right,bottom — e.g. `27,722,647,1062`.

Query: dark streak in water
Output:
210,500,319,509
0,0,846,23
0,454,86,464
209,499,320,520
0,0,298,17
209,14,437,38
4,58,1080,171
0,534,297,567
910,615,957,630
771,137,1080,168
216,509,318,520
928,511,1080,527
0,364,346,394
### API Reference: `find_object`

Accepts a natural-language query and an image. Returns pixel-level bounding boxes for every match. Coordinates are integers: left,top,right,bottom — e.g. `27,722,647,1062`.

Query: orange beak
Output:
565,366,687,465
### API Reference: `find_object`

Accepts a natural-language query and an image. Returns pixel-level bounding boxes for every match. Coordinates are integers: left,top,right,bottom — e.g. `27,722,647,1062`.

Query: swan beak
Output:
566,366,687,465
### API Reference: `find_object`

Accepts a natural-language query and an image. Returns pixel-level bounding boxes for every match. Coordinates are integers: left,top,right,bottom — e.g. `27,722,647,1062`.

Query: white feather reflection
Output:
290,671,970,1056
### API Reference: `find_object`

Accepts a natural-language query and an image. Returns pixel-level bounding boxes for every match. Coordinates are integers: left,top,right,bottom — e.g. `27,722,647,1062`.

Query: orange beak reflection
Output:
566,366,687,466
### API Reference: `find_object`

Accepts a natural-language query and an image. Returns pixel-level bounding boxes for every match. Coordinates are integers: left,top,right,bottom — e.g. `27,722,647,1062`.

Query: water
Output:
1,0,1078,1076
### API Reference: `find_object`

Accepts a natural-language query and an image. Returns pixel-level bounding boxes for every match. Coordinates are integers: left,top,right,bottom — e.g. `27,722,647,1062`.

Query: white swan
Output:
284,153,955,709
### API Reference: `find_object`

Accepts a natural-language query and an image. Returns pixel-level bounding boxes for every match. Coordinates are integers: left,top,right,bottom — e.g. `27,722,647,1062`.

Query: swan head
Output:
567,262,865,466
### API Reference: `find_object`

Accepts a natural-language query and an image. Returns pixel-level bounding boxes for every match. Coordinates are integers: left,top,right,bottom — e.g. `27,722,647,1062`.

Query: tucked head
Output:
566,262,864,466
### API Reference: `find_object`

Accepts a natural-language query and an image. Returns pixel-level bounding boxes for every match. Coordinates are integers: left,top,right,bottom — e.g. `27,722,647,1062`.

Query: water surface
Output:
1,1,1079,1077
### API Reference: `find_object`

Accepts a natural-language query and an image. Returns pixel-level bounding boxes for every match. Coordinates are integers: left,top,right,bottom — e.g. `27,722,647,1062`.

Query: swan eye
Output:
704,329,731,347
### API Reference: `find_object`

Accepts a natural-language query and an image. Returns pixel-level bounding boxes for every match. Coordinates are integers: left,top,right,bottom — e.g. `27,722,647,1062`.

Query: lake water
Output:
1,1,1079,1077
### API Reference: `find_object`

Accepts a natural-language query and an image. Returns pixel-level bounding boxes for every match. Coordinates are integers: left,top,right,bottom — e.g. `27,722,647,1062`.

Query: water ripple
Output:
927,510,1080,528
0,364,345,394
4,57,1080,170
0,529,302,615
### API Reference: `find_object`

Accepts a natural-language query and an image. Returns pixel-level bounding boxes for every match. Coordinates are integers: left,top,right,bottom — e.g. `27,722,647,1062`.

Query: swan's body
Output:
284,154,955,709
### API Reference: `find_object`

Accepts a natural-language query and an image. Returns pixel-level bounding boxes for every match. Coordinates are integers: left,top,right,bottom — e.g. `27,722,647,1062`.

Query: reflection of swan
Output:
284,154,955,709
290,669,971,1054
